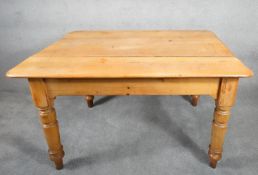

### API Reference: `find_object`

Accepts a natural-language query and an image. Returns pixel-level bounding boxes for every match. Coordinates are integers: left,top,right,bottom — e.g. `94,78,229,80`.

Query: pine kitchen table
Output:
6,30,253,169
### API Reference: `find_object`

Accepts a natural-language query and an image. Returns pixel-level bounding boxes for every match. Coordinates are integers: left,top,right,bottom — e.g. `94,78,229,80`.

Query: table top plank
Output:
34,30,233,57
7,56,252,78
6,31,253,78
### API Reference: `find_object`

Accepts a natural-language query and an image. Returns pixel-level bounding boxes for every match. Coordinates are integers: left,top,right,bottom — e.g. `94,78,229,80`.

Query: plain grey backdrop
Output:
0,0,258,175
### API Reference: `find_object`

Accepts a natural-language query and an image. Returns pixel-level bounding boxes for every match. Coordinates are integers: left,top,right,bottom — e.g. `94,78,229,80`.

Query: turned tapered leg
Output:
208,78,238,168
191,95,200,106
85,95,94,108
38,101,64,169
209,106,231,168
29,79,64,169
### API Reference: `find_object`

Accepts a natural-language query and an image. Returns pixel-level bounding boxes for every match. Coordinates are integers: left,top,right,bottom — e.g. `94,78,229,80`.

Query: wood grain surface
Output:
6,31,252,78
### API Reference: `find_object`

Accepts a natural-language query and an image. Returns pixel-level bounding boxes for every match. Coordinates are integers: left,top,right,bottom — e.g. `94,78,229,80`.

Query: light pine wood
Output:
208,78,239,168
191,95,200,106
36,30,234,57
28,78,64,169
6,31,252,78
45,78,220,99
6,57,252,78
6,31,253,169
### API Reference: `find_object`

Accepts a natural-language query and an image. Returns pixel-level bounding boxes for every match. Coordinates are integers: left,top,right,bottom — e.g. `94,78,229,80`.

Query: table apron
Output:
43,78,220,99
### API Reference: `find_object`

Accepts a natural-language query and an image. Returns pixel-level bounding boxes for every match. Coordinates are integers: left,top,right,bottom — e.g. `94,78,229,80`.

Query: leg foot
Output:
54,158,64,170
191,95,200,106
48,145,65,170
209,159,217,168
208,145,220,169
85,95,94,108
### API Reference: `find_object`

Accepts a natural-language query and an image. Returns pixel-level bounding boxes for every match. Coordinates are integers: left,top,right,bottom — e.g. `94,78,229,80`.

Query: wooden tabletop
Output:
6,30,253,78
